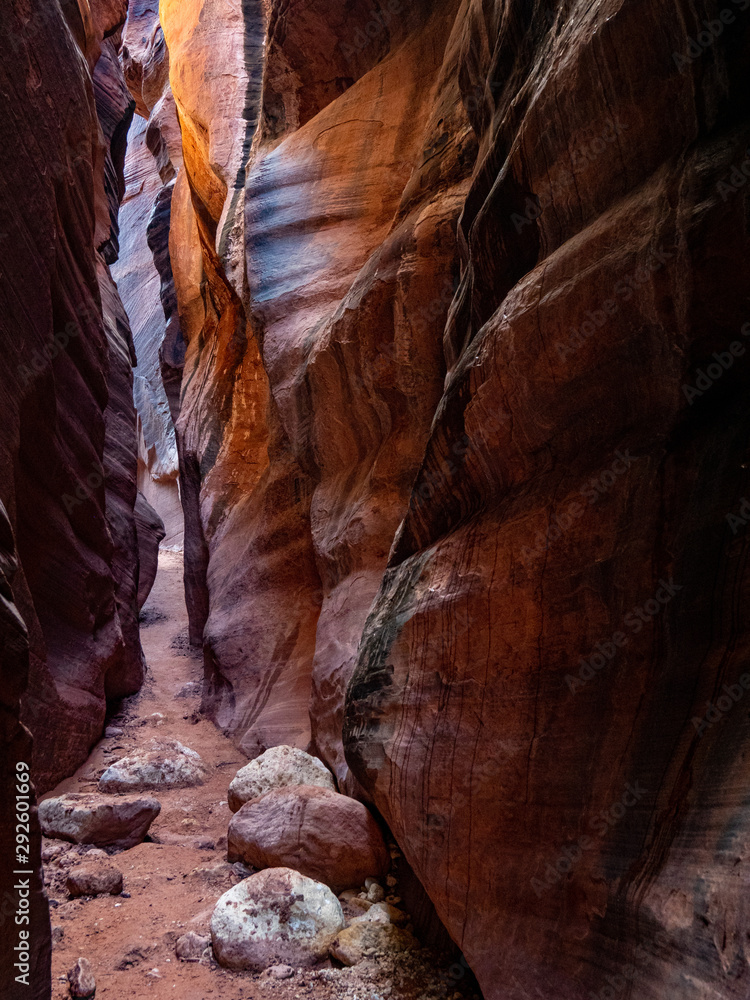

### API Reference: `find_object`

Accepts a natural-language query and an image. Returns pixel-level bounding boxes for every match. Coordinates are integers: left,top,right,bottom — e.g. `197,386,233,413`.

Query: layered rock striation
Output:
113,0,185,551
0,2,163,991
149,0,750,997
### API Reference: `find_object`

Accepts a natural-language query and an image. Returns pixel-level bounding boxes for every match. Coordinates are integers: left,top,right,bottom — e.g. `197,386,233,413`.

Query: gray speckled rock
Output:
228,746,335,813
98,739,208,792
210,868,344,970
39,793,160,849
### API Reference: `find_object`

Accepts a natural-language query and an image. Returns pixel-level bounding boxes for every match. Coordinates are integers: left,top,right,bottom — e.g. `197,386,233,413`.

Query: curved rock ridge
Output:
160,0,476,774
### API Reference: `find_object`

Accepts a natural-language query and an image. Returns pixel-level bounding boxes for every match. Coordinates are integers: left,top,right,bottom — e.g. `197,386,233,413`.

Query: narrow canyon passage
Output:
42,556,477,1000
3,1,750,999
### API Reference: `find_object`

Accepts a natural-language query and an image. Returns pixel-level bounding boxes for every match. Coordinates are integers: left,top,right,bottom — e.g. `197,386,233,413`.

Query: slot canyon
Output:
1,1,750,998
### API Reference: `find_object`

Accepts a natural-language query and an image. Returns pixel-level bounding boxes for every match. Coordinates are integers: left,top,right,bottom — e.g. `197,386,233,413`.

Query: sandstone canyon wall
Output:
2,0,748,998
153,0,750,998
114,0,186,553
0,2,163,994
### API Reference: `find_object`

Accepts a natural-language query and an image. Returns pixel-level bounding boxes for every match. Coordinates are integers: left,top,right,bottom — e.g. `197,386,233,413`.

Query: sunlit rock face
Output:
114,1,185,551
161,0,476,769
0,0,154,794
158,0,750,996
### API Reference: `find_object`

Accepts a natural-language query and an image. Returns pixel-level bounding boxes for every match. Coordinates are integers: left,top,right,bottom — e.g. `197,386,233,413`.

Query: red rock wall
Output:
157,0,750,996
114,0,185,553
0,0,158,795
345,3,750,998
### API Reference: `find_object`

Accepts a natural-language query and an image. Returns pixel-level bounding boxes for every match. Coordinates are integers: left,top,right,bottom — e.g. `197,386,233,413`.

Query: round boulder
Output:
227,785,389,893
98,739,208,793
210,868,344,970
39,793,160,850
228,746,335,813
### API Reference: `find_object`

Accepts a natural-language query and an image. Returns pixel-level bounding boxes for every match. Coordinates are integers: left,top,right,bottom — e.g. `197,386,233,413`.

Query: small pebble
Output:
67,957,96,998
366,882,385,903
266,965,294,980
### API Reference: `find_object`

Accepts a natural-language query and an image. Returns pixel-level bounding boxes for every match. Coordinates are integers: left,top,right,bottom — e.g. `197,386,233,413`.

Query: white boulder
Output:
228,746,335,813
210,868,344,970
98,739,208,792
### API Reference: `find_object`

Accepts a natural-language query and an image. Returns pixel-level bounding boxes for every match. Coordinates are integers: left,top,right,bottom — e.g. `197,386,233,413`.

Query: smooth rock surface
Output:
227,745,335,813
227,785,389,893
134,492,166,611
210,868,345,970
39,793,161,849
98,739,208,791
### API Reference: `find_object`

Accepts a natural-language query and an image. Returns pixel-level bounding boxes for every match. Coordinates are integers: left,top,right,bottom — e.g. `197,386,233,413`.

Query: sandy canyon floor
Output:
42,551,480,1000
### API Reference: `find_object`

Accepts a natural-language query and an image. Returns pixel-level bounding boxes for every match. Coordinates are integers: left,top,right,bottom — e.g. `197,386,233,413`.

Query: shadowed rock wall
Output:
154,0,750,996
0,0,160,796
